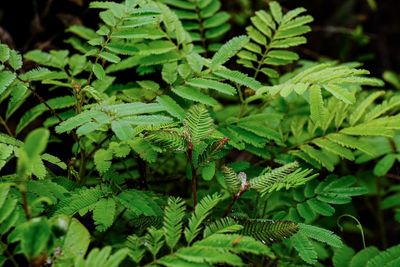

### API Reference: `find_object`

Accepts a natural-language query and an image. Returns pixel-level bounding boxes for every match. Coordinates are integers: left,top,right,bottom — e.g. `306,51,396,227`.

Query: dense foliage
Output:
1,0,400,266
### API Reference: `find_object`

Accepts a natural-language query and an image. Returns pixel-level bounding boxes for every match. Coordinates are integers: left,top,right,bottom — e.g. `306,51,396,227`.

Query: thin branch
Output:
0,115,14,137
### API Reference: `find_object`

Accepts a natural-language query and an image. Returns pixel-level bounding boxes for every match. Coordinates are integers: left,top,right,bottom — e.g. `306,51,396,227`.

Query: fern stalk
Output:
223,172,250,216
187,141,198,207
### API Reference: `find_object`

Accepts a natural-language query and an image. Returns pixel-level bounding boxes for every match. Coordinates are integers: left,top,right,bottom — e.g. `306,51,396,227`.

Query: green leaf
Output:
92,63,106,80
374,154,396,176
175,246,243,266
211,36,249,67
157,95,186,120
184,193,222,244
23,128,49,158
0,71,16,96
309,85,327,127
333,245,355,267
291,232,317,264
201,162,215,181
62,218,91,259
111,120,134,141
186,78,236,95
20,217,52,260
93,198,116,232
213,68,262,91
184,105,215,144
94,149,113,174
163,197,186,251
99,51,121,63
299,223,343,248
173,86,218,106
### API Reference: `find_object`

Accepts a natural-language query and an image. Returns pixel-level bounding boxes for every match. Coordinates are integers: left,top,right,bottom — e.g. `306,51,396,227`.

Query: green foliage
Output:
249,161,316,195
1,0,400,266
237,1,313,78
159,0,231,53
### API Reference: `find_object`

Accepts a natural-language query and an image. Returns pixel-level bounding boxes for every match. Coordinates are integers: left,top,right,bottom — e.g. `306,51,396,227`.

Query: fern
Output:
238,1,313,78
239,218,299,243
249,162,316,194
184,105,215,144
203,217,243,237
74,246,129,267
163,197,186,251
291,223,343,264
53,186,108,216
93,198,116,232
221,166,241,195
184,193,222,244
160,0,231,53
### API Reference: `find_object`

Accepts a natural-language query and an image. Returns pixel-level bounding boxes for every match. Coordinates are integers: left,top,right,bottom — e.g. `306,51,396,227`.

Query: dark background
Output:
0,0,399,76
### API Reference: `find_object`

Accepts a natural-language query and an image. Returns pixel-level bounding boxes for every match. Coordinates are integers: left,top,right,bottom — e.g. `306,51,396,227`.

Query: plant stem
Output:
20,187,31,220
0,115,14,136
223,182,249,216
187,142,197,207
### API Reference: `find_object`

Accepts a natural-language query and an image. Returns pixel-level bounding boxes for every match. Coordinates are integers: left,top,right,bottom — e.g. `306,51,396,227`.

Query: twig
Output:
0,115,14,137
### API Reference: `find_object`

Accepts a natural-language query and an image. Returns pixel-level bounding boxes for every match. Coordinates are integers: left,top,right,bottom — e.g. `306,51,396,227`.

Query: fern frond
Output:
203,217,243,238
117,190,163,217
175,246,243,266
157,95,186,120
172,85,218,106
256,63,384,104
291,232,317,264
237,2,313,78
53,186,107,216
195,234,273,256
93,198,116,232
221,166,241,195
349,91,384,125
184,105,215,144
366,244,400,267
125,235,146,263
211,36,249,67
74,246,129,267
250,162,314,194
146,130,186,151
160,0,230,53
239,218,299,243
163,197,186,251
129,216,163,235
213,68,263,91
184,193,222,244
186,78,237,96
144,227,165,258
0,71,16,96
298,223,343,248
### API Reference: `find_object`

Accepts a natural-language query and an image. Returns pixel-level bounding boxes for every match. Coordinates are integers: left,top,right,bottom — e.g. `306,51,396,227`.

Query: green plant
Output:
1,0,400,266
